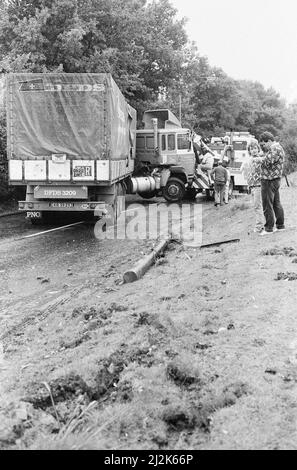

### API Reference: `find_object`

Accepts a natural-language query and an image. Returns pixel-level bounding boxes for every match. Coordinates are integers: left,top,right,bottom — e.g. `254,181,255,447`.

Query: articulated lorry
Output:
6,73,136,223
6,73,211,221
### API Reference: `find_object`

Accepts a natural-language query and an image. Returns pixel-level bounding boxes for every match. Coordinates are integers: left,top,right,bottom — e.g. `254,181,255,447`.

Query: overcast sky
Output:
170,0,297,103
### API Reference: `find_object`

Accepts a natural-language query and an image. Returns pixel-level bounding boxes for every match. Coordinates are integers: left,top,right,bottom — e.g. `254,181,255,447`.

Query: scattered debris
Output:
218,327,227,333
162,406,206,432
253,338,266,347
281,372,297,383
222,382,250,399
109,303,128,312
165,349,179,359
265,368,277,375
83,307,97,321
21,364,33,371
261,247,295,256
201,239,240,249
92,350,128,399
275,272,297,281
113,380,133,402
23,374,92,410
203,329,218,336
59,332,91,350
166,361,201,387
135,312,166,331
194,343,211,350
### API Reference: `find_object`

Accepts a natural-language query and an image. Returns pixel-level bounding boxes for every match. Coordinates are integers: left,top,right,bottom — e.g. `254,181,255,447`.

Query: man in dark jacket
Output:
258,131,285,235
210,161,228,206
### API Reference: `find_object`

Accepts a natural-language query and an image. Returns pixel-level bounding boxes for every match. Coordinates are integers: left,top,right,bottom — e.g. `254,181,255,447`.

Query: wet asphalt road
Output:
0,196,213,326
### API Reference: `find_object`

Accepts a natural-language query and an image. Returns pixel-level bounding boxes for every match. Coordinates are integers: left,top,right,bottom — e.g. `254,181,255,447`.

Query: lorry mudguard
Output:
168,166,188,183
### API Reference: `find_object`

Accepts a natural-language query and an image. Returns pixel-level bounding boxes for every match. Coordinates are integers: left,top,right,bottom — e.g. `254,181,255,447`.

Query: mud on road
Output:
1,182,297,450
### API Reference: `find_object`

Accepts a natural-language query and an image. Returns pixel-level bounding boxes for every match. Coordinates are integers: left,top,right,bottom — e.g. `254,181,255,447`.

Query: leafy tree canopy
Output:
0,0,297,171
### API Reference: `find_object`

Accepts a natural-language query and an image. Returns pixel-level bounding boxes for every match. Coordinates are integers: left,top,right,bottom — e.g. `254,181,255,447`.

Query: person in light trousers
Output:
210,161,229,206
247,140,264,232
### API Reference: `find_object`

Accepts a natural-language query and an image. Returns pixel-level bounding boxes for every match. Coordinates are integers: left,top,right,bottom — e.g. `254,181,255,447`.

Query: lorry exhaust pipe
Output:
152,118,158,154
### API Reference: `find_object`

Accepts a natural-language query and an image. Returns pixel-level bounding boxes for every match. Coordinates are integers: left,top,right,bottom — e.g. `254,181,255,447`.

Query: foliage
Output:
0,0,297,181
0,0,188,109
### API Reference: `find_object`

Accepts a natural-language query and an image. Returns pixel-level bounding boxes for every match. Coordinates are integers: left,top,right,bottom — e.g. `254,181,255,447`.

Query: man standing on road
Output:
258,131,285,235
210,161,228,207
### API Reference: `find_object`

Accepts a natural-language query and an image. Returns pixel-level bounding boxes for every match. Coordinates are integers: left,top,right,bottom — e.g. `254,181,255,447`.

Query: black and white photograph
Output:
0,0,297,454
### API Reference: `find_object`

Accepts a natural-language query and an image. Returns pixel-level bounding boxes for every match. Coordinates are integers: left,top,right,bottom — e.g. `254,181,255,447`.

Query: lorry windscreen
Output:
177,134,190,150
233,141,247,150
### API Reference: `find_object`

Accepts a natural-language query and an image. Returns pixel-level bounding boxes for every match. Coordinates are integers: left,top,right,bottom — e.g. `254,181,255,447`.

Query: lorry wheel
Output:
163,177,185,202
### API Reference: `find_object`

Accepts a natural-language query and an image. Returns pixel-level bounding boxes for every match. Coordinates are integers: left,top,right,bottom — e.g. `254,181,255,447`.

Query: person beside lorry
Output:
199,151,214,183
258,131,285,235
246,140,265,233
210,161,229,206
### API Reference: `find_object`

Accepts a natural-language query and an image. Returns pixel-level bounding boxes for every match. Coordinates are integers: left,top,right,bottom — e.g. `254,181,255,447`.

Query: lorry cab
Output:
133,109,196,202
136,128,195,178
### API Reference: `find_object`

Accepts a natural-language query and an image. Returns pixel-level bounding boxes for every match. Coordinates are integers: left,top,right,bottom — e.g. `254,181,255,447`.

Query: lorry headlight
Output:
28,203,33,209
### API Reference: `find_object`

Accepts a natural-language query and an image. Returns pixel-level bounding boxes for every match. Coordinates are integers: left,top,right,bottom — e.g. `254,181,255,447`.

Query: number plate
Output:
73,166,92,178
27,211,42,218
34,186,88,199
49,202,74,208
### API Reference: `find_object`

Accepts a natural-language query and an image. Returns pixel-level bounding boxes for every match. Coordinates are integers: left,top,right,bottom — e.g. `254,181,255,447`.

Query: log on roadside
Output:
123,238,170,283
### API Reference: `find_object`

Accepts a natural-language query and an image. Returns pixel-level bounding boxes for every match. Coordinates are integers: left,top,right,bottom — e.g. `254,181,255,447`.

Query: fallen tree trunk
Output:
123,238,170,283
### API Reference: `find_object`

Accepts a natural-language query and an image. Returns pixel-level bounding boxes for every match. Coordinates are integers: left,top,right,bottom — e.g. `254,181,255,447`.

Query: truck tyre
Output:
163,177,185,202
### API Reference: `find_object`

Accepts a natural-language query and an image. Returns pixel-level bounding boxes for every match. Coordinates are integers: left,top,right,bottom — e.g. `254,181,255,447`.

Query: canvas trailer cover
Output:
7,73,136,185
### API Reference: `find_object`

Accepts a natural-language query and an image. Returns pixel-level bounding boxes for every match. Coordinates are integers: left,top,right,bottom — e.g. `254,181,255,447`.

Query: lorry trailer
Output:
6,73,136,222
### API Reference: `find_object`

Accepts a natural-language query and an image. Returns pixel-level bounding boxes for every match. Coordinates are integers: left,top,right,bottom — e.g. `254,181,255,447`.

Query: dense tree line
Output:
0,0,297,182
